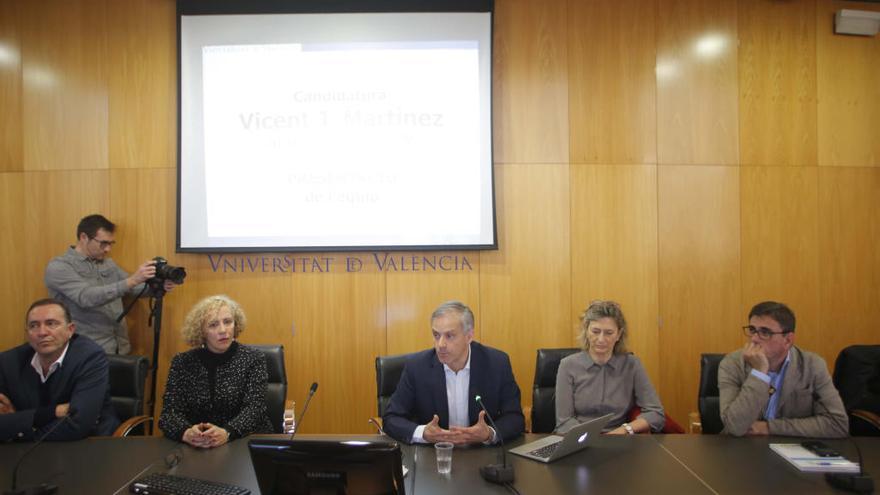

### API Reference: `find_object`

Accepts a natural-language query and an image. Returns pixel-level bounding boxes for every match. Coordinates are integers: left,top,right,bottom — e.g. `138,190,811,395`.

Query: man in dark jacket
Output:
0,298,119,441
383,301,524,445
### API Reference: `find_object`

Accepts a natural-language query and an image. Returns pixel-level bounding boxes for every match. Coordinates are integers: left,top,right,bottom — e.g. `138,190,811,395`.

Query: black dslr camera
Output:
151,256,186,285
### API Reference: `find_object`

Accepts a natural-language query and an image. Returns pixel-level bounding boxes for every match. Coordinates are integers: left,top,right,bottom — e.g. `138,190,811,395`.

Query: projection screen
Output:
177,0,495,252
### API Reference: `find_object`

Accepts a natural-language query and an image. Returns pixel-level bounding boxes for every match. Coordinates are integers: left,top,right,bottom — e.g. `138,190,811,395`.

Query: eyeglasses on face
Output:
742,325,791,340
89,237,116,249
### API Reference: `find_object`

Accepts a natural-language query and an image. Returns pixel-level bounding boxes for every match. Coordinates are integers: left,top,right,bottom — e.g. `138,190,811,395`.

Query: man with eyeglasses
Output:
44,214,177,354
718,301,848,438
0,298,118,441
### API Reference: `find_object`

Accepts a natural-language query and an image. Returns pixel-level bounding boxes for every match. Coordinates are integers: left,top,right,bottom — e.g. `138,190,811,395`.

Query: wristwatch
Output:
623,423,635,435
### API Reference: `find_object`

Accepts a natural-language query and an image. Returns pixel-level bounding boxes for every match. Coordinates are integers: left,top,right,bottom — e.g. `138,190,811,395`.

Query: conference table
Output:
1,433,877,494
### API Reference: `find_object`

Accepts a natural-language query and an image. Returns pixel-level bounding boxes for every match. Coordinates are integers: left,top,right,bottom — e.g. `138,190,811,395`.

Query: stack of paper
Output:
770,443,860,473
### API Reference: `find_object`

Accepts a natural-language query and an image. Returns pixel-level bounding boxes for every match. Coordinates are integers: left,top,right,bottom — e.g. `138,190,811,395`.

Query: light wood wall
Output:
1,0,878,433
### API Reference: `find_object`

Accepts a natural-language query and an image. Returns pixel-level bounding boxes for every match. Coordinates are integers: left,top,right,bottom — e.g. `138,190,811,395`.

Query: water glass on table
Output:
435,442,453,474
282,400,296,434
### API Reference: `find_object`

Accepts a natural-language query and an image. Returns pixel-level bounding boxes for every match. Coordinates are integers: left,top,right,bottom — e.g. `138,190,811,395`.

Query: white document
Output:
770,443,860,473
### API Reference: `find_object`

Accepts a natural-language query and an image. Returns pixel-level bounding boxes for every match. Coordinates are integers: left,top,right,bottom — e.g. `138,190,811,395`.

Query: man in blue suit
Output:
0,298,119,441
383,301,525,445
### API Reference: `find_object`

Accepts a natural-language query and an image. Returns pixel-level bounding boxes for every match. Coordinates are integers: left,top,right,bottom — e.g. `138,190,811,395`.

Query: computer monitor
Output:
248,438,406,495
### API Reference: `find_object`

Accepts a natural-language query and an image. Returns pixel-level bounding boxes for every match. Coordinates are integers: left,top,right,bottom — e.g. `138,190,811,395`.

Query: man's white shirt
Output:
30,342,71,383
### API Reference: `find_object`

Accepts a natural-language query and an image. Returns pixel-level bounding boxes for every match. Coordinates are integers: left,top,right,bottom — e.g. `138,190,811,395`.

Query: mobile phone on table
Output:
801,440,840,457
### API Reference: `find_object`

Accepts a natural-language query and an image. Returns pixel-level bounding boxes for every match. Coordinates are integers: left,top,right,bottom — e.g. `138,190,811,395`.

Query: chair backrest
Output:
106,354,148,423
375,353,415,417
531,348,580,434
833,345,880,436
250,344,288,434
697,353,725,434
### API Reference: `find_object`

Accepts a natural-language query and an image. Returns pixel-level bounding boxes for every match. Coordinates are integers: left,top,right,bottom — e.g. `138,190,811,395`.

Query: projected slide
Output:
179,11,494,251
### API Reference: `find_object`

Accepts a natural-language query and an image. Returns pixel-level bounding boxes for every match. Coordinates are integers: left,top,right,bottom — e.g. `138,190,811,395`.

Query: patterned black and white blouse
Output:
159,342,273,441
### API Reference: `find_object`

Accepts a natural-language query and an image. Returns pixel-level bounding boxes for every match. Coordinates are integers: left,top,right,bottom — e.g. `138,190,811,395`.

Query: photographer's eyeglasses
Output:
89,237,116,249
742,325,791,340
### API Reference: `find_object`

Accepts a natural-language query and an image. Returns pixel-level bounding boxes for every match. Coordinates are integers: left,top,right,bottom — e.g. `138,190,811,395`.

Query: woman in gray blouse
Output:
555,300,665,434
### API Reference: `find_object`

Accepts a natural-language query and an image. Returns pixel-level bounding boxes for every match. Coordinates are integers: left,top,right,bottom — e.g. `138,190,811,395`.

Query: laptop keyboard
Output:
528,441,561,459
130,472,250,495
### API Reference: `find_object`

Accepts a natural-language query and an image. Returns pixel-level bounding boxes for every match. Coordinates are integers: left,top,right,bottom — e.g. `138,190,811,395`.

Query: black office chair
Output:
251,344,288,434
375,353,416,418
697,353,725,434
107,354,151,437
833,345,880,436
531,348,580,434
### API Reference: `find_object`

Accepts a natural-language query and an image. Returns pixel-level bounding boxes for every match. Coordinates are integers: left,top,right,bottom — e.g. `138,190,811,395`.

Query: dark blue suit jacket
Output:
0,334,119,441
382,342,525,444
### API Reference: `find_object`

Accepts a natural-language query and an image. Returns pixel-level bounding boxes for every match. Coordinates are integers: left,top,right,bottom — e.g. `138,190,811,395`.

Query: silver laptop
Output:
509,413,613,463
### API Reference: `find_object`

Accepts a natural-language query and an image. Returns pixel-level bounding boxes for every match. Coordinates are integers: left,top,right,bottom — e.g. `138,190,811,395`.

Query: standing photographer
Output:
44,214,178,354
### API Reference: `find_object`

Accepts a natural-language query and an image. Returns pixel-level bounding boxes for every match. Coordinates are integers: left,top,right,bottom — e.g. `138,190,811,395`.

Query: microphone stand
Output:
807,394,873,493
289,383,318,440
6,411,77,495
475,396,514,484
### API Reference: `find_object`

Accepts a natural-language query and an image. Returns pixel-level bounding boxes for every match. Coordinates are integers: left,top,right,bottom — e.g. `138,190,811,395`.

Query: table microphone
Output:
474,395,514,484
811,395,875,494
289,382,318,440
6,407,78,495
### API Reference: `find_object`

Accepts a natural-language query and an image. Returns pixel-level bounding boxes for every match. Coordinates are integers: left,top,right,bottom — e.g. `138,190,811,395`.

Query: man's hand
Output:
0,393,16,415
448,410,494,445
423,415,456,443
163,279,177,292
746,421,769,436
55,402,70,418
127,260,157,288
743,342,769,373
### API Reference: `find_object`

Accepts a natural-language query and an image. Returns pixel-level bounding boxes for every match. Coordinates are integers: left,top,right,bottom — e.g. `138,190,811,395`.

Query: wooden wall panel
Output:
740,167,821,352
658,165,742,426
385,255,481,356
656,0,739,166
817,168,880,365
0,173,26,351
493,0,569,164
570,164,660,381
816,0,880,167
21,0,108,171
0,1,22,172
738,0,817,167
288,273,386,433
4,0,880,440
108,168,178,356
23,171,111,301
106,0,176,169
568,0,656,165
480,164,571,411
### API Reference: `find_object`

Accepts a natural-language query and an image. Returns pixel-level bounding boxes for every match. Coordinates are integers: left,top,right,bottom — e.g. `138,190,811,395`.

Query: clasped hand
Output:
0,393,15,415
0,395,69,418
742,342,769,373
423,410,494,446
182,422,229,449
